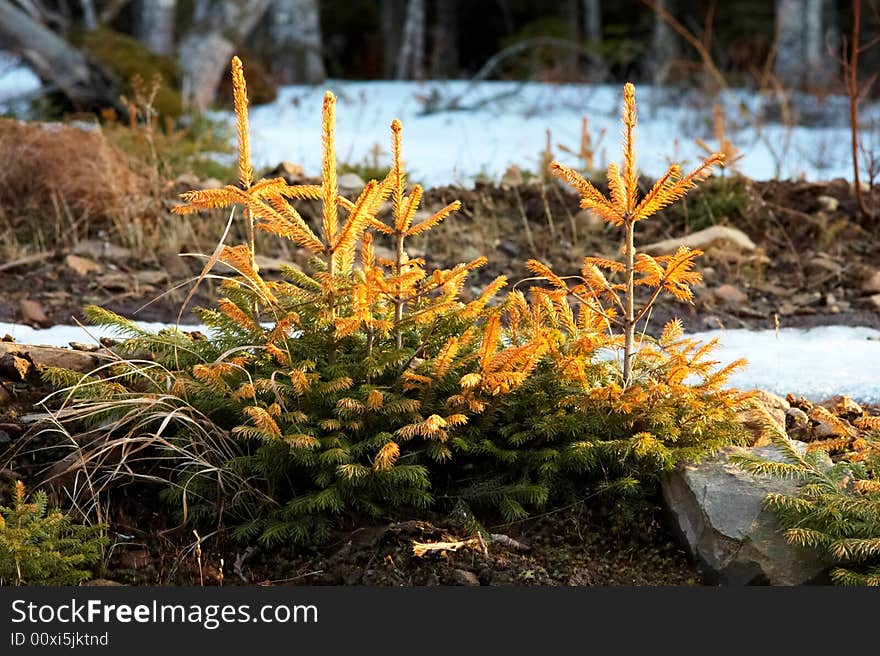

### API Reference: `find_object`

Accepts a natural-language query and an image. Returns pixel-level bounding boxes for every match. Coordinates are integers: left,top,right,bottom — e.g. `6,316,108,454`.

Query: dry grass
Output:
0,119,146,249
0,118,230,259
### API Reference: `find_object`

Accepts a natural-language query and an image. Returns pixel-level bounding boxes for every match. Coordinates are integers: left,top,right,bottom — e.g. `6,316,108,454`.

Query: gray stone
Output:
450,569,480,586
786,407,810,441
642,225,756,256
338,172,366,192
662,442,830,585
862,269,880,294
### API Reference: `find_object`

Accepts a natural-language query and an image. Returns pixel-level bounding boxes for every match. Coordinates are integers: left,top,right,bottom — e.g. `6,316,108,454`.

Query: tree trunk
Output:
563,0,580,79
774,0,838,89
582,0,601,43
381,0,405,78
267,0,325,84
429,0,458,78
396,0,425,80
0,0,122,112
178,0,272,111
137,0,177,55
650,0,679,84
79,0,97,29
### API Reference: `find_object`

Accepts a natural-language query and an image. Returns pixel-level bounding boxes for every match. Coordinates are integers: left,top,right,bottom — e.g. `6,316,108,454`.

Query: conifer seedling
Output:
543,82,725,385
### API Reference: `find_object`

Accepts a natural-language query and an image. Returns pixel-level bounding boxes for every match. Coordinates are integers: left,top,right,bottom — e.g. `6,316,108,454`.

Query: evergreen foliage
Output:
0,481,107,586
42,58,749,544
733,409,880,586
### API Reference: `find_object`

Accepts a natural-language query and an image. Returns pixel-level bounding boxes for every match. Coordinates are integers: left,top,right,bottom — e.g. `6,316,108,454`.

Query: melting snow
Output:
0,53,41,111
232,80,879,187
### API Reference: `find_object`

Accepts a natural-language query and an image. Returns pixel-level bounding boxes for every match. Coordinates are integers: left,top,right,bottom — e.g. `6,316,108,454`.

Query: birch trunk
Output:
137,0,177,55
396,0,425,80
650,0,678,84
267,0,325,84
774,0,838,89
178,0,271,111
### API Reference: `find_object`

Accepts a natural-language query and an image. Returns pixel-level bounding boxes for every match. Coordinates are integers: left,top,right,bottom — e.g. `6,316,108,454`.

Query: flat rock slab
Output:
662,442,829,585
0,342,110,373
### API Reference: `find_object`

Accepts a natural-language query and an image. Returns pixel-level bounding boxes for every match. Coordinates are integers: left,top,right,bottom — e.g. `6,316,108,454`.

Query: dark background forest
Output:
0,1,876,116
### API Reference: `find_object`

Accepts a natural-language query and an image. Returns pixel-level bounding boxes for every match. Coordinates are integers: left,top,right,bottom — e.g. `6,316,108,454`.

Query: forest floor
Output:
1,176,879,335
1,174,879,586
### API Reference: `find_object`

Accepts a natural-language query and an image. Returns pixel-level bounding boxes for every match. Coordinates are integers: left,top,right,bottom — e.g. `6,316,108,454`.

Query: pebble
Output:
714,284,749,305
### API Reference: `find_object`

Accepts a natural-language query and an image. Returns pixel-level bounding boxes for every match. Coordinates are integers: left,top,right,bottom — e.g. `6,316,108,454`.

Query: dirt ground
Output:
2,177,879,336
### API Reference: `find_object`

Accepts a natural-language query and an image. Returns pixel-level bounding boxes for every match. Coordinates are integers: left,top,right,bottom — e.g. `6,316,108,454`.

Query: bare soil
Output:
2,177,878,335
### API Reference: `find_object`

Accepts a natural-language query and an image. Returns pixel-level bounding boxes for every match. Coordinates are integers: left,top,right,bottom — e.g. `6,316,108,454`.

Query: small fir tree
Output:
734,409,880,586
0,481,107,585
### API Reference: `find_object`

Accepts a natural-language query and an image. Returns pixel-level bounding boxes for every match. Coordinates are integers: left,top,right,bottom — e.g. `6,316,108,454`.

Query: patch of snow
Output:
0,321,210,347
0,53,41,112
688,326,880,403
4,322,880,403
228,80,880,187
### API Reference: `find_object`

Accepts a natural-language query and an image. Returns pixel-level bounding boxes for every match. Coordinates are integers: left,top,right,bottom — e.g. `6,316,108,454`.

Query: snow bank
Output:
687,326,880,404
4,322,879,403
0,321,210,346
231,80,879,187
0,54,41,111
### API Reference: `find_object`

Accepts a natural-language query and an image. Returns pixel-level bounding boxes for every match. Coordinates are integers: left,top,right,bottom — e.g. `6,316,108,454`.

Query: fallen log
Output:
0,0,124,112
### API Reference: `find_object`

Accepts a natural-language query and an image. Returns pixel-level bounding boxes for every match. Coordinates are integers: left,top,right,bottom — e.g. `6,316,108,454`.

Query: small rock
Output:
65,254,102,277
338,172,366,192
862,269,880,295
450,569,480,586
200,177,224,190
80,579,125,587
714,284,749,305
74,240,131,263
19,299,50,327
642,225,756,256
831,395,862,417
743,390,789,445
175,173,201,188
96,273,131,291
69,342,99,352
806,256,842,277
500,165,524,188
496,240,519,257
575,209,605,233
785,407,810,441
133,270,169,285
868,294,880,311
816,195,839,212
0,353,32,381
812,422,836,439
792,291,823,307
460,245,482,262
268,161,305,183
0,431,10,445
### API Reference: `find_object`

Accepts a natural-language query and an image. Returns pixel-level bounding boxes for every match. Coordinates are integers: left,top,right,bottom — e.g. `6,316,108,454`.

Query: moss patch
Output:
72,27,183,117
